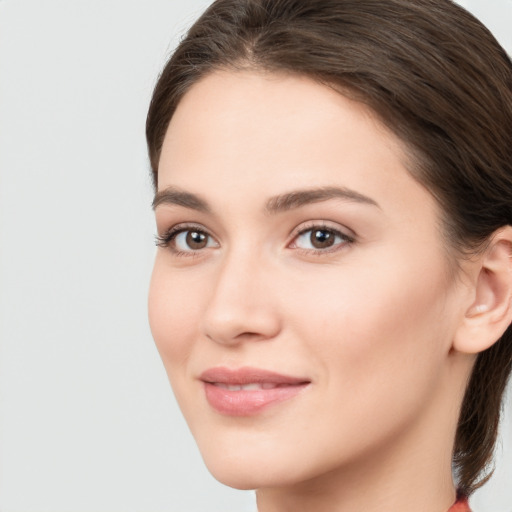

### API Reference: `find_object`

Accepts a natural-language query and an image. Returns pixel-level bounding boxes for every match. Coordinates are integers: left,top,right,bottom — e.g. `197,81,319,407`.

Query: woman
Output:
145,1,512,510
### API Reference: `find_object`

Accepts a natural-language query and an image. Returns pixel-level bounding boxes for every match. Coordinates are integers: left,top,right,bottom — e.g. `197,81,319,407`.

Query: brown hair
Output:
146,0,512,495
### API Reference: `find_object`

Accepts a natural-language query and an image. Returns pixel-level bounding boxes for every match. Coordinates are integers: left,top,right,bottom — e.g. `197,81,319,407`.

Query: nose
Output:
201,249,282,346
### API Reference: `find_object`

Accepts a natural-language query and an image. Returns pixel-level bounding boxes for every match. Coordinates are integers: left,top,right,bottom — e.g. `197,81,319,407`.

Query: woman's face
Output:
149,71,468,489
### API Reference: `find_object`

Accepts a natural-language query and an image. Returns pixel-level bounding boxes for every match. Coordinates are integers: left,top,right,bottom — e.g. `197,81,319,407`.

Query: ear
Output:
453,226,512,354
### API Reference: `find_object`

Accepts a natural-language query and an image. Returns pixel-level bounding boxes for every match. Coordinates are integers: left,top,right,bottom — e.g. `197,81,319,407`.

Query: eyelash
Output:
155,222,355,256
155,223,213,257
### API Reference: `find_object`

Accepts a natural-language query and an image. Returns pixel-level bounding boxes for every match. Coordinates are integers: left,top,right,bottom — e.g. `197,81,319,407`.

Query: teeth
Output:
215,382,278,391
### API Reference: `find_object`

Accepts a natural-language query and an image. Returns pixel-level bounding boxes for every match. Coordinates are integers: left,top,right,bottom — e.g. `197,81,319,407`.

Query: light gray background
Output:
0,1,510,511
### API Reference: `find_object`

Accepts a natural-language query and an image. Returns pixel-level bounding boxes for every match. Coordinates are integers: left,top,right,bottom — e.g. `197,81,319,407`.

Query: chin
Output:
203,458,294,491
195,434,325,491
206,466,260,491
197,441,275,489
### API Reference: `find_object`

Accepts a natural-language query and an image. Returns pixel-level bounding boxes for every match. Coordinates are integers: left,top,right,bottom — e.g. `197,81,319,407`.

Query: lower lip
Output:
204,382,309,416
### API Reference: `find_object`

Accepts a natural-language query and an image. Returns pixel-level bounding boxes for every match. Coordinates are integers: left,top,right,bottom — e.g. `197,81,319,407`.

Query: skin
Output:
149,70,481,512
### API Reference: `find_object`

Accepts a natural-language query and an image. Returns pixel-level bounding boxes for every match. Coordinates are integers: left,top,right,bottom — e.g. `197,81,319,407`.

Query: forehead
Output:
164,70,390,151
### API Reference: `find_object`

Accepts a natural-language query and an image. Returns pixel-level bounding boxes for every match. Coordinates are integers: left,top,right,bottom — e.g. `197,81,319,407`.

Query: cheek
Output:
287,248,452,419
148,258,202,373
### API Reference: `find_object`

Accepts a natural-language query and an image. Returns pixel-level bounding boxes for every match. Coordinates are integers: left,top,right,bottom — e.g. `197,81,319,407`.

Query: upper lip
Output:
199,366,310,385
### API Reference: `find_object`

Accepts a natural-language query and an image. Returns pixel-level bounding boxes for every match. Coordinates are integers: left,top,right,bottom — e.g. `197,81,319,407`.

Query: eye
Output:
175,229,215,251
156,225,218,254
290,225,353,252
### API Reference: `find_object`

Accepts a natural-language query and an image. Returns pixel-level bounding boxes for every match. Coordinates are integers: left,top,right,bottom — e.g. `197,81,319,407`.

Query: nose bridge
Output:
201,245,280,344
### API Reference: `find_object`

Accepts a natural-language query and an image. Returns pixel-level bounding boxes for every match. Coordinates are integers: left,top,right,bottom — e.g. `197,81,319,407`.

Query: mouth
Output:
199,366,311,416
213,382,296,391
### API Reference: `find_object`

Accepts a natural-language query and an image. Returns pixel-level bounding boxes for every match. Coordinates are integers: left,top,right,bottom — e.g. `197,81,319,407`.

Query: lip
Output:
200,366,311,416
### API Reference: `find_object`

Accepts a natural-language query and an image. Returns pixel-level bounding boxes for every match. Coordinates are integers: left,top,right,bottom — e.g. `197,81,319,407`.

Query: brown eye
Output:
310,229,335,249
292,225,352,252
186,230,208,249
161,227,218,253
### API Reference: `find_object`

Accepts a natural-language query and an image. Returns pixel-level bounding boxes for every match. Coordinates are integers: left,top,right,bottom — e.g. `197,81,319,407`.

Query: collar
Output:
448,496,471,512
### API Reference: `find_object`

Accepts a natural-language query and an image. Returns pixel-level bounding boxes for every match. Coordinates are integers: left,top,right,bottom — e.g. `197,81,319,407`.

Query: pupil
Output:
311,229,333,248
187,231,207,249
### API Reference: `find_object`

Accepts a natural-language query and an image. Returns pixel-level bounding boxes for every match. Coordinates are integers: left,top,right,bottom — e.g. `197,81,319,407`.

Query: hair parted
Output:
146,0,512,495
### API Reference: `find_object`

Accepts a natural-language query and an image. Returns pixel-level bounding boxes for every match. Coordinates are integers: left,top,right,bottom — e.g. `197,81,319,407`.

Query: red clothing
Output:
449,496,471,512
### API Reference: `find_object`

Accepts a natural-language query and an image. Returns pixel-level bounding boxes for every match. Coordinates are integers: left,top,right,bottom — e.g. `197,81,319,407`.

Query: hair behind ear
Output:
454,327,512,494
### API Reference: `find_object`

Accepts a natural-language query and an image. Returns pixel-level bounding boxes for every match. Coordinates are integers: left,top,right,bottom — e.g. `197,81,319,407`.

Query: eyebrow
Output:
265,186,380,213
152,185,379,213
152,187,211,212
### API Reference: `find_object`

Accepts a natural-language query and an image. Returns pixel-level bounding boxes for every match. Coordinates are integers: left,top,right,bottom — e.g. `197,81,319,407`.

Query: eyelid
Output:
289,220,355,240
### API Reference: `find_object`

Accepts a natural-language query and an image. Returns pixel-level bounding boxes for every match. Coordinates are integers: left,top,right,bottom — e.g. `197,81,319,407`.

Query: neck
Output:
256,443,456,512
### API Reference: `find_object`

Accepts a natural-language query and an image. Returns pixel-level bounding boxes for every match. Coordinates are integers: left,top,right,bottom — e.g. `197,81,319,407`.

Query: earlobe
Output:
453,227,512,355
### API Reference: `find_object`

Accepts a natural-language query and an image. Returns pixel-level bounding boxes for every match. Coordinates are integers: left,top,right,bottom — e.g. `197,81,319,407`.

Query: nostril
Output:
235,331,266,340
205,330,276,345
